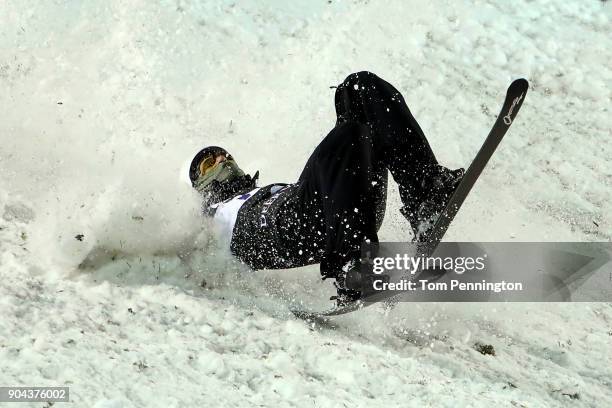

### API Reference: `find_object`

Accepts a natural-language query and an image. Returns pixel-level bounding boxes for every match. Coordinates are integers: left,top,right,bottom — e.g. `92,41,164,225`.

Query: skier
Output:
188,71,464,305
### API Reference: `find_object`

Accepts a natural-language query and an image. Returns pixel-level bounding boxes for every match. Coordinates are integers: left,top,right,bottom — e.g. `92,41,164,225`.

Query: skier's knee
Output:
342,71,379,88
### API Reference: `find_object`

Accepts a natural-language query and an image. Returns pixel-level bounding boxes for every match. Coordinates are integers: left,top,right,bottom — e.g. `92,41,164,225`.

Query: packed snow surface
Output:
1,0,611,406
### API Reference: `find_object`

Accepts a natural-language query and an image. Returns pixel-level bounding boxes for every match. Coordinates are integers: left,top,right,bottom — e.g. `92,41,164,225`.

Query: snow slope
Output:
1,0,610,406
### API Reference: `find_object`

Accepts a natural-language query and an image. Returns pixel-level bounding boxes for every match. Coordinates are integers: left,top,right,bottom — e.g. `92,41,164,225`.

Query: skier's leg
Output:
335,71,437,202
294,121,380,285
334,71,463,239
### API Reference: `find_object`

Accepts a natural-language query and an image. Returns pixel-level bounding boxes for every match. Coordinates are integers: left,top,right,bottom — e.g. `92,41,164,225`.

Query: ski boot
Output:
401,165,465,243
329,260,362,307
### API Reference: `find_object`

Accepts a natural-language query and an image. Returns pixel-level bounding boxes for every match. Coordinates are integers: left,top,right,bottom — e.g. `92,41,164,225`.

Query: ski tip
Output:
511,78,529,92
290,307,330,322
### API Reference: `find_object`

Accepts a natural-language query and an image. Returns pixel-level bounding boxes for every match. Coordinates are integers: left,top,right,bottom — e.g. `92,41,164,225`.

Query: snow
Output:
1,0,611,406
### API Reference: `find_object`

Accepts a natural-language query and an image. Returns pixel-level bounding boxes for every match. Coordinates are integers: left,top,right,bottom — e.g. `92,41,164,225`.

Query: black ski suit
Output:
228,71,440,279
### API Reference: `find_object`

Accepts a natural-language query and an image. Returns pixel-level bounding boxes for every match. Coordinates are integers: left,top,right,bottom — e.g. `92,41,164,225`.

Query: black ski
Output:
292,78,529,320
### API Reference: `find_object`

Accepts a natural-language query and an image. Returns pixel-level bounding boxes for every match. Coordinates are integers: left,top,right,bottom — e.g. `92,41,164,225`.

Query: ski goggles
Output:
198,151,234,176
189,146,237,185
